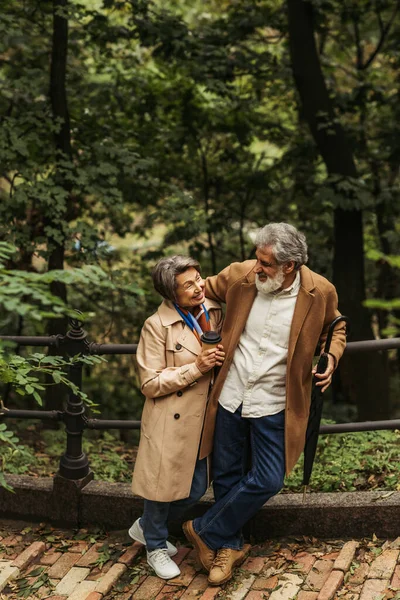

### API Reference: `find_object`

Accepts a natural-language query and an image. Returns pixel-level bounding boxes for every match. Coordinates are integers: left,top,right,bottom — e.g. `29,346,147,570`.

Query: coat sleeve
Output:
205,264,232,303
319,285,347,368
136,317,204,399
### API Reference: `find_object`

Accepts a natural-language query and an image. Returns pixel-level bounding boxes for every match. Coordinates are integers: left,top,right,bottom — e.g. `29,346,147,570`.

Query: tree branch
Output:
352,17,364,70
362,0,400,70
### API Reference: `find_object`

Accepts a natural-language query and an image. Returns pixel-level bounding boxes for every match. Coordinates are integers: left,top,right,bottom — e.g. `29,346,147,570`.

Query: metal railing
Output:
1,318,399,481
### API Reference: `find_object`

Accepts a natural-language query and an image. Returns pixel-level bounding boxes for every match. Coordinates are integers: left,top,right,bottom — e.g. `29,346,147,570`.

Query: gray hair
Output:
254,222,308,270
152,255,201,302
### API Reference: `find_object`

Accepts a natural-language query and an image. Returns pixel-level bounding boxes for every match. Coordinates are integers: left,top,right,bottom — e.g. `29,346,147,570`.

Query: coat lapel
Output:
158,299,201,356
230,281,257,346
176,327,201,356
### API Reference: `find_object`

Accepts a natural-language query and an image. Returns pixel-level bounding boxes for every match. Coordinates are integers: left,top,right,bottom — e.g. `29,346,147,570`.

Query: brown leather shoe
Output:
182,521,216,571
208,544,251,586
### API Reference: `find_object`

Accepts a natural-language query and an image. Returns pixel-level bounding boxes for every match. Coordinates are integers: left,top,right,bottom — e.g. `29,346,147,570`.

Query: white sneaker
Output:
147,548,181,579
128,518,178,557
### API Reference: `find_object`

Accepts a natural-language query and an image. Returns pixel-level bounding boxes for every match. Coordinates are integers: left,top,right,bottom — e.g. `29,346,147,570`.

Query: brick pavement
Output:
0,519,399,599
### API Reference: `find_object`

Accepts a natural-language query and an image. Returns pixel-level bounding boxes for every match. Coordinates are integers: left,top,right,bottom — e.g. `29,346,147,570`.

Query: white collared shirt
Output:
219,271,301,417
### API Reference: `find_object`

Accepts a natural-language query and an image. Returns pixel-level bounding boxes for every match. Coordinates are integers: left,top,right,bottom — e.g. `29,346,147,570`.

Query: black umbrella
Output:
302,315,350,500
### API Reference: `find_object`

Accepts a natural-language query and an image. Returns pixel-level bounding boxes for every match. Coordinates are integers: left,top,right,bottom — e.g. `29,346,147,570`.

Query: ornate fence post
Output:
52,317,93,525
58,317,90,480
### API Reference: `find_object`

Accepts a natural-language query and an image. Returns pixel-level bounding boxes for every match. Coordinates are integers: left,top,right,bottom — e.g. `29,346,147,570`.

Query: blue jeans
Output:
193,404,285,550
141,457,208,552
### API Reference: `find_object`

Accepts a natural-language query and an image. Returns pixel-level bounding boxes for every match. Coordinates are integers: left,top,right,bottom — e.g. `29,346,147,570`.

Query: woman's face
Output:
175,267,205,309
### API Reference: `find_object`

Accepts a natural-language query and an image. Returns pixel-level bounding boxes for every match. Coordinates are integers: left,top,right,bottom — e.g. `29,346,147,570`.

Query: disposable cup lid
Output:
201,331,222,344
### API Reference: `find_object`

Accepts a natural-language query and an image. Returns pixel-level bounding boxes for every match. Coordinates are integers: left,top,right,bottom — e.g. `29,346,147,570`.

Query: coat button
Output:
174,413,180,419
177,390,183,397
175,343,182,350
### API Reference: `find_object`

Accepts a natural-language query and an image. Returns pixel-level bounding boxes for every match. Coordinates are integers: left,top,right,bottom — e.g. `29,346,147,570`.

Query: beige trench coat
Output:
132,298,223,502
198,261,347,475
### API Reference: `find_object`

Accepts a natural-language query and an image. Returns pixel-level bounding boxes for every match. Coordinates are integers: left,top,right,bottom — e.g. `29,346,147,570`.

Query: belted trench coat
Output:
132,298,223,502
198,261,347,476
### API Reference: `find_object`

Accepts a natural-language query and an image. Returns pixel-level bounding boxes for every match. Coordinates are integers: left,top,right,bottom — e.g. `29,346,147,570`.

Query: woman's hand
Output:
195,344,225,374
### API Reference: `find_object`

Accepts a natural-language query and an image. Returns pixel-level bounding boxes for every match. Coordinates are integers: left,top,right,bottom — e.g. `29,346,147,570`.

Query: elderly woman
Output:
129,255,224,580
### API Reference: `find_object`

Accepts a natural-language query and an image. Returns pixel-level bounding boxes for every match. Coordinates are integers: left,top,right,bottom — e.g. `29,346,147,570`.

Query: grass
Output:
1,420,399,493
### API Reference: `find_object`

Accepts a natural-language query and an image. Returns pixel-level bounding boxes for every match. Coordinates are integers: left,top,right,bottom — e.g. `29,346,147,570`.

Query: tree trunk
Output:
287,0,390,420
45,0,72,410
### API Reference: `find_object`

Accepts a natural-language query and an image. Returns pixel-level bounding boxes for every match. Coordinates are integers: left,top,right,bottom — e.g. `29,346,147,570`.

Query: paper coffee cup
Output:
200,331,222,351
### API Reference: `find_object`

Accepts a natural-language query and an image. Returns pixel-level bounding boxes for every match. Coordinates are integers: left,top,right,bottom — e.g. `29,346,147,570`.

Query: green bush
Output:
2,421,399,493
285,427,400,493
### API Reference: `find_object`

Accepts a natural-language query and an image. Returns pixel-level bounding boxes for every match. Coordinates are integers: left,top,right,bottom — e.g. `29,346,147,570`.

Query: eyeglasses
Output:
178,275,203,291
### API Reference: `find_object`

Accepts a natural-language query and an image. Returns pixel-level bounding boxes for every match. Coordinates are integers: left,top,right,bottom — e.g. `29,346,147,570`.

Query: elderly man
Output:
183,222,346,586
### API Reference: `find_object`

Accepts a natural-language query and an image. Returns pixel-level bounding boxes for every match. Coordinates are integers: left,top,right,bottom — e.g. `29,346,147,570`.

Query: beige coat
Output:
132,298,223,502
198,261,347,475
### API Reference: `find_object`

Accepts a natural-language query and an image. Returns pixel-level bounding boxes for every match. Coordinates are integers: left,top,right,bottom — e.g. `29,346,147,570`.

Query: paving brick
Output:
0,561,20,592
227,574,256,600
298,593,319,600
368,549,399,579
54,566,91,595
118,542,143,565
168,560,196,587
95,562,127,595
11,541,46,570
391,565,400,590
347,582,362,596
294,552,316,574
359,578,390,600
199,588,221,600
269,573,303,599
69,541,90,554
47,551,81,578
112,592,134,600
44,596,68,600
173,547,191,565
242,556,265,574
84,593,103,600
321,552,339,561
1,535,22,547
348,562,369,585
182,548,203,572
40,548,63,566
134,575,166,599
305,560,334,592
155,583,186,599
279,548,295,561
252,575,279,591
317,569,344,600
86,560,113,581
67,579,98,600
245,592,266,600
334,541,359,572
5,552,18,561
76,544,103,568
179,574,209,599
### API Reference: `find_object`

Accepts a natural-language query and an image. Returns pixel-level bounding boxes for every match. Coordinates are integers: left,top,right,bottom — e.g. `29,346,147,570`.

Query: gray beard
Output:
255,268,285,294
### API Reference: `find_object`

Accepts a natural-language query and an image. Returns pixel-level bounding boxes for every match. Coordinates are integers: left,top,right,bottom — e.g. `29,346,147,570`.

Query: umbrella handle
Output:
323,315,350,355
315,352,329,374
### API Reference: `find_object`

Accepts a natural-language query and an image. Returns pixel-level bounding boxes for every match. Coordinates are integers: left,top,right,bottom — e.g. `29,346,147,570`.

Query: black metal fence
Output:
1,318,400,482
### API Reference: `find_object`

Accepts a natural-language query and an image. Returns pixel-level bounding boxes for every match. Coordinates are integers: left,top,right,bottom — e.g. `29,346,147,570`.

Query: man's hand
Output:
312,354,335,393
